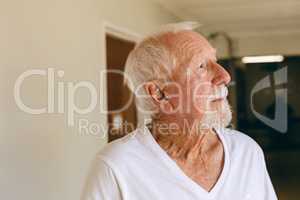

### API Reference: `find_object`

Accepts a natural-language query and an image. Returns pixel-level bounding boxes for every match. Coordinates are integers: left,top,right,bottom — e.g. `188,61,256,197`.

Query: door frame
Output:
103,21,141,45
103,21,141,140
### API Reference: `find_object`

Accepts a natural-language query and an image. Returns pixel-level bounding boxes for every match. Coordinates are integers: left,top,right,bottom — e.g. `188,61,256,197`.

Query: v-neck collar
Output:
137,125,230,199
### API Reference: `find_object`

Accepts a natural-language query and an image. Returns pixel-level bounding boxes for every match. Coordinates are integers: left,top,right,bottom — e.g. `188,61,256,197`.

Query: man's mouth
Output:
211,97,225,102
210,86,228,102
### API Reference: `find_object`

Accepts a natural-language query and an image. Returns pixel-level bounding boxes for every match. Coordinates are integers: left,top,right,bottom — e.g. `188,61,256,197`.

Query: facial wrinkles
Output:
158,32,214,87
160,31,207,64
176,42,206,72
157,31,230,121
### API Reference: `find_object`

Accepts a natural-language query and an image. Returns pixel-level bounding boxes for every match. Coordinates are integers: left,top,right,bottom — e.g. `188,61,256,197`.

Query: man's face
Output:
162,31,232,129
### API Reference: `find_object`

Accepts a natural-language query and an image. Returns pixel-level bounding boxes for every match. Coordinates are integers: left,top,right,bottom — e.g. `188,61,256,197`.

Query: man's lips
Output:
211,86,228,102
211,97,226,102
198,86,228,102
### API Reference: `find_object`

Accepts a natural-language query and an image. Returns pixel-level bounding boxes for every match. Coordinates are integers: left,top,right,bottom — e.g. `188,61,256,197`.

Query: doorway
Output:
105,34,137,142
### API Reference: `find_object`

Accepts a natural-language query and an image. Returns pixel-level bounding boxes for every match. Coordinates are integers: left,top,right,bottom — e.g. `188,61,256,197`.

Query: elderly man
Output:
81,22,277,200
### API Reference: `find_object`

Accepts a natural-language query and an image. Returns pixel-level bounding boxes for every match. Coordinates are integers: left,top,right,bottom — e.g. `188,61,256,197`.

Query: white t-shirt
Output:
81,126,277,200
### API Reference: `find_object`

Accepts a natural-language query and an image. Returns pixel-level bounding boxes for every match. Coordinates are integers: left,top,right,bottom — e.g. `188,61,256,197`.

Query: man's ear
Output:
143,81,165,104
144,81,174,114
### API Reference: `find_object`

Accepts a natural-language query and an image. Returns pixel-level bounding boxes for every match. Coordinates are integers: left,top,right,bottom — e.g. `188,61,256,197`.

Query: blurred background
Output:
1,0,299,199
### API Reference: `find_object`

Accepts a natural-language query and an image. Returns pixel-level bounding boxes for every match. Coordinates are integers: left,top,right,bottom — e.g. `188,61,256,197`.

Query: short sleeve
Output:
256,147,278,200
81,157,123,200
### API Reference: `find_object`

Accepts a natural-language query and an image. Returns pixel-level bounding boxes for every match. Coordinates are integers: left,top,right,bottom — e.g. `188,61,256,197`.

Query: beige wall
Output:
0,0,178,199
235,32,300,57
203,30,300,58
1,0,298,199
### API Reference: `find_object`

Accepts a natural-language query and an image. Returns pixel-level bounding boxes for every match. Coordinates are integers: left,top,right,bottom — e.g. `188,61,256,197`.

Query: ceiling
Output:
151,0,300,38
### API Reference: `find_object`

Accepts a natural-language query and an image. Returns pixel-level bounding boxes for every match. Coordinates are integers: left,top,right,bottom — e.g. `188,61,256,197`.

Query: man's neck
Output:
149,120,220,161
148,119,225,192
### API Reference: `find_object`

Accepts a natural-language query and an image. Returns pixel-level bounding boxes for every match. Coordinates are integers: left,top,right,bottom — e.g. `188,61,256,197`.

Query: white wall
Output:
0,0,178,199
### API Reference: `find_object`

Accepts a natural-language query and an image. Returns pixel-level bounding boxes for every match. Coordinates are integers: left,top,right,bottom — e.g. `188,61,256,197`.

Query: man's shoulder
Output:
222,128,263,155
95,128,143,165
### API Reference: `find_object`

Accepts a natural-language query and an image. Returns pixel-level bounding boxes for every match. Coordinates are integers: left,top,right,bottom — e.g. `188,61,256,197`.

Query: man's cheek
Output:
193,83,214,100
193,97,210,113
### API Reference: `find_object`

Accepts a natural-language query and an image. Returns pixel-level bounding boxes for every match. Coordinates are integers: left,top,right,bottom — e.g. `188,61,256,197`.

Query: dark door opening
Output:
106,34,137,142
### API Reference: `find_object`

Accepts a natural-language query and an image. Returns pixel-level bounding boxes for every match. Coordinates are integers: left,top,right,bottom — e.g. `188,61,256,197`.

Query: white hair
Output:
124,21,200,117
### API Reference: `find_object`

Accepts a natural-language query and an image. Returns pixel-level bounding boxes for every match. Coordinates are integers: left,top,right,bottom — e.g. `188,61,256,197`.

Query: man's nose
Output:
211,63,231,86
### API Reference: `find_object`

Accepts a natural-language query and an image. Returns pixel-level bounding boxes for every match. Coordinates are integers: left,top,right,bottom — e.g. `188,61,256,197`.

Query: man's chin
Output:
198,101,232,130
